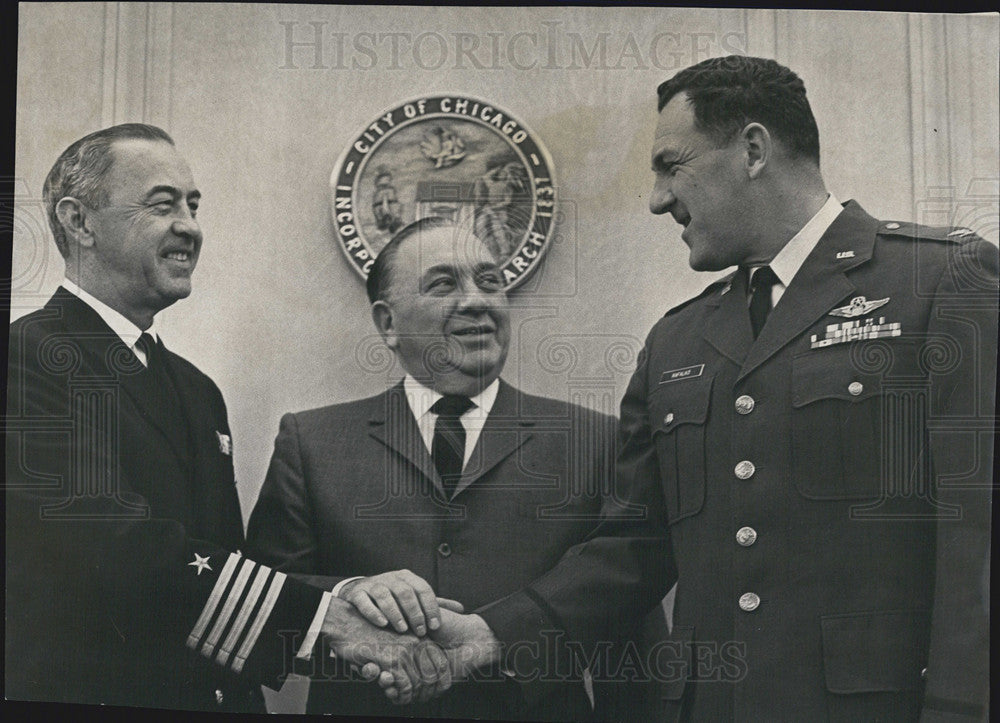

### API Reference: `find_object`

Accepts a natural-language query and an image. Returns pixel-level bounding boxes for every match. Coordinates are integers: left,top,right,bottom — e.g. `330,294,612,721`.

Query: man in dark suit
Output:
246,217,670,720
622,56,993,721
5,124,451,713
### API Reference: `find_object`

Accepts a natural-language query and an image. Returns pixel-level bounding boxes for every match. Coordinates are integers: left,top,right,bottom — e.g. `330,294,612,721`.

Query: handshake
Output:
319,569,503,704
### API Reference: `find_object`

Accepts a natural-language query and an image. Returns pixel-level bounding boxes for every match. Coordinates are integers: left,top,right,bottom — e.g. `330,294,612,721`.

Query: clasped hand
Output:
325,569,500,704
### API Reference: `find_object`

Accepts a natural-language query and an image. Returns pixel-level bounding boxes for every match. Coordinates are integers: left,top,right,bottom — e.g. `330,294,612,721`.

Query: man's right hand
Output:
338,569,464,636
320,596,452,704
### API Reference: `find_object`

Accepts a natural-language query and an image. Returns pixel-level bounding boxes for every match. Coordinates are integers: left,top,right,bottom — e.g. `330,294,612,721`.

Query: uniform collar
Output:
763,193,843,288
61,278,158,349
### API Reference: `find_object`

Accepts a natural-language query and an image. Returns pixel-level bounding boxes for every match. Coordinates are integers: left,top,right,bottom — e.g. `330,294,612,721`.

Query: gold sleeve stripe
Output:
201,557,255,658
296,590,333,661
231,570,286,674
187,552,240,650
216,564,272,667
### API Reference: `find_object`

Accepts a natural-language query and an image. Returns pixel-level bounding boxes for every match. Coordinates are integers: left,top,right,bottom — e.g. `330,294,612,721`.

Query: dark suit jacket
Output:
5,288,325,712
246,379,664,721
621,202,995,722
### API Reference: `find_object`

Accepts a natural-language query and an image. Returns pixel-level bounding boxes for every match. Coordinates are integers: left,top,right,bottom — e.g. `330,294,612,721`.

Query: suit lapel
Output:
368,383,442,494
701,269,753,366
738,202,878,383
452,380,533,498
46,289,190,461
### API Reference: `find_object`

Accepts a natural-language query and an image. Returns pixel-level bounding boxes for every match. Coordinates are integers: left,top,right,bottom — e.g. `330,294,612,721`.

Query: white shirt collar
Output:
61,279,158,349
764,193,843,288
403,374,499,421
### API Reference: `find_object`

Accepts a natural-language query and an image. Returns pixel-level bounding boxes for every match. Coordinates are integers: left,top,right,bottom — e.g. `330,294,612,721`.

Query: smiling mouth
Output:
452,326,495,337
162,250,194,262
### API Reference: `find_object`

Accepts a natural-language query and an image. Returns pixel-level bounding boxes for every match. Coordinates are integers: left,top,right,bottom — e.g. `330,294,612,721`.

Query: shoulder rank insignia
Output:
829,296,889,318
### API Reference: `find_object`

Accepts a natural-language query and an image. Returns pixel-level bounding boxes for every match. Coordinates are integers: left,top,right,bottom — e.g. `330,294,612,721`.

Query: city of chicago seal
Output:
330,95,557,289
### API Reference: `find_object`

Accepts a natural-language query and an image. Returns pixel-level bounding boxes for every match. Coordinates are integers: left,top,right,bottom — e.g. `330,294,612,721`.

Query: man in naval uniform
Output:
627,55,994,721
5,124,450,713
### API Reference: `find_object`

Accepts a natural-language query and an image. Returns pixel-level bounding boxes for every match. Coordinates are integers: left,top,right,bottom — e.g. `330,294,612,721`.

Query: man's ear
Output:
55,197,95,248
741,122,771,180
371,300,398,350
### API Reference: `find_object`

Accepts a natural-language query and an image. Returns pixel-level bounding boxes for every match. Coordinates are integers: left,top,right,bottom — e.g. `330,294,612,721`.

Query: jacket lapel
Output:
701,269,753,366
46,289,190,462
737,201,878,383
367,382,442,494
452,380,533,498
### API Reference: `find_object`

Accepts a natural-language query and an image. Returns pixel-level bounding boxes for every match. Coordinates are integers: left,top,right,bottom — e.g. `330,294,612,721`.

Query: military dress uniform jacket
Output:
5,288,327,712
246,379,669,721
626,202,995,722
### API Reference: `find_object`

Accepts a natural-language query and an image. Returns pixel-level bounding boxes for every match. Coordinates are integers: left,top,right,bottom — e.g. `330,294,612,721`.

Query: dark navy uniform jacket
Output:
627,201,995,722
5,289,326,712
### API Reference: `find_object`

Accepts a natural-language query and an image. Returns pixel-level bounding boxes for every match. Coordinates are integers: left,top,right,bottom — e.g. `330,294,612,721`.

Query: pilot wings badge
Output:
828,296,890,318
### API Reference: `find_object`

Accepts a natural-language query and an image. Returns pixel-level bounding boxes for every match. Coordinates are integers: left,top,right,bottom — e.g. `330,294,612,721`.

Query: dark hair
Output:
366,216,456,303
657,55,820,165
43,123,175,257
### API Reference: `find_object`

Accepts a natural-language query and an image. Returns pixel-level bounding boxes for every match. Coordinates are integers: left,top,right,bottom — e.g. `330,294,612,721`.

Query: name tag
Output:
659,364,704,384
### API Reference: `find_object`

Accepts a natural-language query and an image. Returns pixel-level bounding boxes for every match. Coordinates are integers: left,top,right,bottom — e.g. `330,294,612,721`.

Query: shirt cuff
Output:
331,576,364,598
295,590,332,661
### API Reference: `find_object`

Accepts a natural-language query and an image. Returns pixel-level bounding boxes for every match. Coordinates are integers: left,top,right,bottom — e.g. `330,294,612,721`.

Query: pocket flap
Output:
793,348,883,407
650,376,714,433
820,609,930,694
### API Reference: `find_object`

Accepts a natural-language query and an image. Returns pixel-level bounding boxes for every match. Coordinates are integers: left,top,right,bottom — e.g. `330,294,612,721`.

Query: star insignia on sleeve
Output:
188,553,213,575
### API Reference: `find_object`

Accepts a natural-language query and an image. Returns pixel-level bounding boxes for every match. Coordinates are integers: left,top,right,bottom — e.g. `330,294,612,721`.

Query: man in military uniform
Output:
4,124,450,712
627,55,994,721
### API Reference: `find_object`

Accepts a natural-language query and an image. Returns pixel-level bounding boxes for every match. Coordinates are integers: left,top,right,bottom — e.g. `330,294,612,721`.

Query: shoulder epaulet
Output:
876,220,983,243
663,272,736,318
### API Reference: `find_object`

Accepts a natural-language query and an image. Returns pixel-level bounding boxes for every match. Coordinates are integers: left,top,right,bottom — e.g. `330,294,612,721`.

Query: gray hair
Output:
43,123,174,257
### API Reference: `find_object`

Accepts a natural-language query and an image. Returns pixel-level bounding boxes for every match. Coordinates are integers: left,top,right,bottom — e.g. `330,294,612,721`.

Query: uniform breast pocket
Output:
649,375,712,523
791,349,884,499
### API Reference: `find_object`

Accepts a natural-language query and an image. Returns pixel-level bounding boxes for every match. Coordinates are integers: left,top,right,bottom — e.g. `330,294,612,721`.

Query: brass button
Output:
885,222,900,230
735,461,756,480
736,526,757,547
921,667,928,680
215,689,224,706
848,381,864,396
663,412,674,425
738,592,760,611
437,542,452,558
735,395,755,414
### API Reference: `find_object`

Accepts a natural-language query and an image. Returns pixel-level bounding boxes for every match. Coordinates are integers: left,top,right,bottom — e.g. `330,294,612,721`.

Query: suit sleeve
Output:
919,239,997,722
4,328,325,694
245,412,346,592
477,344,676,691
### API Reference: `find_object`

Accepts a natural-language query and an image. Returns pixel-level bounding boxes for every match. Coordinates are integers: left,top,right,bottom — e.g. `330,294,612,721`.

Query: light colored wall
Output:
13,3,999,713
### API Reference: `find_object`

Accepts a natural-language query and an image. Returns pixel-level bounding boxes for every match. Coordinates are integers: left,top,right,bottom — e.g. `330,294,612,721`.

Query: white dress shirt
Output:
61,279,158,366
403,374,500,469
749,193,843,306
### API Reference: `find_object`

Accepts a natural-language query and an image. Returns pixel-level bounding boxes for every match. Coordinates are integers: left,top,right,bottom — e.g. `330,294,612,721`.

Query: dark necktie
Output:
430,395,474,499
135,332,157,368
748,266,779,339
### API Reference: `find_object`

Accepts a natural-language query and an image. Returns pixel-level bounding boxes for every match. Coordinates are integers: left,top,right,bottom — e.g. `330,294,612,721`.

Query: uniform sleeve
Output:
4,327,325,695
919,239,997,722
245,412,346,592
477,343,676,698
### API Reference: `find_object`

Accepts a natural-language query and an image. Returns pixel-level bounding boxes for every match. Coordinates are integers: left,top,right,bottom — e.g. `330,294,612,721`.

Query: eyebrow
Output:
421,261,500,279
651,151,680,172
144,185,201,202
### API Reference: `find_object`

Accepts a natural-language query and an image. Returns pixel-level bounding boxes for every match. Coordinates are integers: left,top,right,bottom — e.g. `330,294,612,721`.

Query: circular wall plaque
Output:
330,94,557,290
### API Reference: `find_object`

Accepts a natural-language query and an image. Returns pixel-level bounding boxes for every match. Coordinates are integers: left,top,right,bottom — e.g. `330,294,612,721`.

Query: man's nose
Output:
649,177,675,215
171,213,202,244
